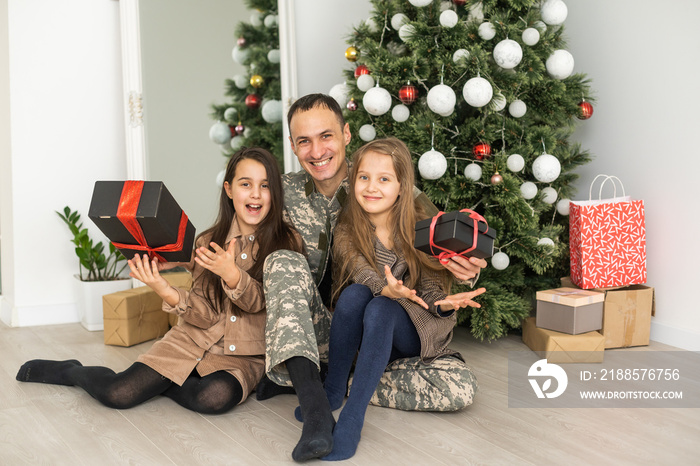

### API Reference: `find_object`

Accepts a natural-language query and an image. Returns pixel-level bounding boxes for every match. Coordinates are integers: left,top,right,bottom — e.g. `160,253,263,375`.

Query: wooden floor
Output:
1,321,698,466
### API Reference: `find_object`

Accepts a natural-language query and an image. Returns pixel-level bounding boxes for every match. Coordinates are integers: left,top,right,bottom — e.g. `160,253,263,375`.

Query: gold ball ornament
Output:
250,75,264,88
345,46,359,62
490,172,503,184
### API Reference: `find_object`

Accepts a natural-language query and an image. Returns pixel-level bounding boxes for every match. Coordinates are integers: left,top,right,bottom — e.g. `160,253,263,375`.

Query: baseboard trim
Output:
4,302,78,327
650,321,700,351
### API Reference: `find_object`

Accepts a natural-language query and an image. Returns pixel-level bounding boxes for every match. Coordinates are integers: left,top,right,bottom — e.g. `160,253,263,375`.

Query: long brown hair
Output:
332,137,450,302
197,147,303,311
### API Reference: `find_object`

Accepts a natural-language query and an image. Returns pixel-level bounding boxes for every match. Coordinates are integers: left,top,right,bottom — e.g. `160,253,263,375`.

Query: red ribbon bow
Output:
428,208,489,264
111,180,189,263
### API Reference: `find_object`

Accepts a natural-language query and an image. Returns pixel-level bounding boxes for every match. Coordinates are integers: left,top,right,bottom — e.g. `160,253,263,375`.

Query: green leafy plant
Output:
56,206,128,281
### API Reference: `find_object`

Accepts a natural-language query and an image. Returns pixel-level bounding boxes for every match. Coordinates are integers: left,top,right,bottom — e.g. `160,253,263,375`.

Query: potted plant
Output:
57,206,132,331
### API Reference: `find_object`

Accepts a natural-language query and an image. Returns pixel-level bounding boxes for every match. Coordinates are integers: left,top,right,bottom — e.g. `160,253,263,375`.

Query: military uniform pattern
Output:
263,167,478,410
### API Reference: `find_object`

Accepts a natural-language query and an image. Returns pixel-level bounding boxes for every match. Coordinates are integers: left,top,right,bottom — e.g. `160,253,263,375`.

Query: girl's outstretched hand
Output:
128,254,174,300
435,287,487,311
381,265,429,309
195,239,241,288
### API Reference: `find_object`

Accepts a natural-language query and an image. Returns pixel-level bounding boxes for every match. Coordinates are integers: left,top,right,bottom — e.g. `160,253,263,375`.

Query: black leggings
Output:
65,362,243,414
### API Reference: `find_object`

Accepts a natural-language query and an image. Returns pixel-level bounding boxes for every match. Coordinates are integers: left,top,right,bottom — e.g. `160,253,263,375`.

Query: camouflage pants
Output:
262,250,478,411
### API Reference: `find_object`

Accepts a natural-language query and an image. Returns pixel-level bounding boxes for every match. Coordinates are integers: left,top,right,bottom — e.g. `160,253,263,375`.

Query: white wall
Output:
2,0,125,326
3,0,699,351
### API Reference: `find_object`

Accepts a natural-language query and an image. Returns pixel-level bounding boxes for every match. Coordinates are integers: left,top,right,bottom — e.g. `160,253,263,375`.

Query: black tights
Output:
16,360,243,414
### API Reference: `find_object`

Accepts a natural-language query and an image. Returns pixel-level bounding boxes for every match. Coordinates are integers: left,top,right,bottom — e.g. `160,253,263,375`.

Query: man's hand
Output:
380,265,428,309
441,255,487,281
435,287,486,312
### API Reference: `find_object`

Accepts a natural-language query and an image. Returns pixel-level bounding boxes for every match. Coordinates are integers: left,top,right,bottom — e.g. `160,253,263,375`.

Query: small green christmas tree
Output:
335,0,594,340
209,0,284,168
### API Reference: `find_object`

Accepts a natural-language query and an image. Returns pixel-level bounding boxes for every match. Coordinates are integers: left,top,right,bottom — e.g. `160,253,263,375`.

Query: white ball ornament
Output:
231,46,249,65
356,74,375,92
522,28,540,46
532,153,561,183
464,163,482,181
440,10,459,28
391,13,409,30
250,12,263,27
490,91,507,112
556,198,571,215
365,17,378,33
243,127,252,138
492,252,510,270
506,153,525,172
541,186,558,204
264,15,276,28
363,86,392,116
233,74,248,89
359,124,376,142
520,181,538,199
493,39,523,69
216,170,226,188
453,49,470,64
209,122,231,145
392,104,410,122
261,100,283,123
541,0,568,26
329,82,350,107
427,84,456,116
534,21,547,33
546,49,575,79
267,49,281,63
409,0,433,6
537,237,555,247
223,107,238,122
399,24,416,42
230,135,245,151
478,22,496,40
463,77,493,107
509,99,527,118
418,149,447,180
468,2,484,23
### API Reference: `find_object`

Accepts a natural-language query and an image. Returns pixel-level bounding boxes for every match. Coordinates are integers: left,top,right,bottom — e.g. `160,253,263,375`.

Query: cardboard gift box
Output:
103,286,170,347
161,270,193,328
561,277,655,349
415,210,496,260
88,181,196,262
522,317,605,363
536,287,604,335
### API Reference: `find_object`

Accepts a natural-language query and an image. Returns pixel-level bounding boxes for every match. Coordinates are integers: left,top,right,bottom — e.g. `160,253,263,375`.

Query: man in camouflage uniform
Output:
261,94,486,461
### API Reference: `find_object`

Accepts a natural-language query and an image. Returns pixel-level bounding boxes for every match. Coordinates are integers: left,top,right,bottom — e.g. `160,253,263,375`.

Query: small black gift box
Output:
88,181,196,262
414,210,496,260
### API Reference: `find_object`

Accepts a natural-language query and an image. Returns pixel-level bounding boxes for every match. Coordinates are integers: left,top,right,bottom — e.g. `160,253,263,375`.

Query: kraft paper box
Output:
522,317,605,363
162,271,193,327
561,277,655,349
103,286,169,347
88,181,196,262
536,287,604,335
415,210,497,260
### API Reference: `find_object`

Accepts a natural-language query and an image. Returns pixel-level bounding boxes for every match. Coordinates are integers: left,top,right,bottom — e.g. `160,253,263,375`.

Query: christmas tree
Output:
332,0,594,340
209,0,285,168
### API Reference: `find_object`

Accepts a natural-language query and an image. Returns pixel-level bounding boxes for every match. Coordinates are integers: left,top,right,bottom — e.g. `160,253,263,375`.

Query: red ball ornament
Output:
229,125,237,137
347,98,358,111
235,123,245,135
354,65,370,79
452,0,467,5
245,94,261,109
490,172,503,184
472,143,492,160
398,83,418,105
237,37,246,47
577,100,594,120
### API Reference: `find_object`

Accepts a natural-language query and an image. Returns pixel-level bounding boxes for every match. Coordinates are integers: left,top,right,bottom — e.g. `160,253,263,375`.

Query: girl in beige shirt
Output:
17,147,302,414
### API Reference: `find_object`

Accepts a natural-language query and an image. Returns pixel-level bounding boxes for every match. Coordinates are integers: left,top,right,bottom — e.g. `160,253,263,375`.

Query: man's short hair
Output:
287,93,346,133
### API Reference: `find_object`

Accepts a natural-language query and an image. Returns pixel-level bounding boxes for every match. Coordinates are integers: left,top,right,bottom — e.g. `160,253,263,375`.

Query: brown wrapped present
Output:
162,271,193,327
103,286,170,347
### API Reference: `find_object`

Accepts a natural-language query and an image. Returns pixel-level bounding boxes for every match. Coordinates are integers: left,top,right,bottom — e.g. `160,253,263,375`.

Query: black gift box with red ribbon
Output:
414,209,496,262
88,181,196,263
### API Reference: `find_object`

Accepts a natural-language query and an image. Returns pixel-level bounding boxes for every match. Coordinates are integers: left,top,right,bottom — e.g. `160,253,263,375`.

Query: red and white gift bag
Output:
569,175,646,289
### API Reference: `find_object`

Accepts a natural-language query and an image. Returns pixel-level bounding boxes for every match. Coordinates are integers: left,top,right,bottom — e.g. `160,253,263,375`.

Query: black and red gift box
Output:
414,209,496,261
88,181,196,262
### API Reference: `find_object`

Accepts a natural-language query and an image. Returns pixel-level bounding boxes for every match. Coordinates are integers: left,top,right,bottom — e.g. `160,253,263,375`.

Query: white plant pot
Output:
74,275,132,331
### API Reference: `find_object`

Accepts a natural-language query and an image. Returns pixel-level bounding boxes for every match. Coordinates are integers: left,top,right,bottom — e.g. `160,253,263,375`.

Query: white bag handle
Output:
588,174,627,200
